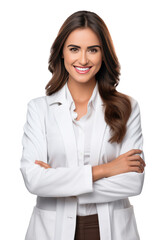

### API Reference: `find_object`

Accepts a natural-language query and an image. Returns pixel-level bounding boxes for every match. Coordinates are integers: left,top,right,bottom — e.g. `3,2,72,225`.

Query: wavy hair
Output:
45,10,132,143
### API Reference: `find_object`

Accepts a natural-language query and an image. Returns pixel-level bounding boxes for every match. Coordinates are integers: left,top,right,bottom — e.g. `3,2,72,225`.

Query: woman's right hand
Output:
104,149,146,178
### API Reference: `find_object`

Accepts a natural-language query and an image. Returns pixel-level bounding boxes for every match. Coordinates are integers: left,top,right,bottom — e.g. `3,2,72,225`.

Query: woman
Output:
20,10,145,240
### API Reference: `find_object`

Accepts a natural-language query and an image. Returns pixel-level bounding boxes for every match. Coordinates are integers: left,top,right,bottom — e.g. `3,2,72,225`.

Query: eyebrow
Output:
67,44,101,49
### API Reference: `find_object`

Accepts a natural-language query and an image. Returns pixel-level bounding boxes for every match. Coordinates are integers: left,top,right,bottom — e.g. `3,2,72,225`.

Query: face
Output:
62,27,102,85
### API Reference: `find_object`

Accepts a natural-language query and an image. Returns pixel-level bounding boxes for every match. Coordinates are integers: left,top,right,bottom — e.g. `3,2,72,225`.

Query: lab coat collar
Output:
47,83,66,105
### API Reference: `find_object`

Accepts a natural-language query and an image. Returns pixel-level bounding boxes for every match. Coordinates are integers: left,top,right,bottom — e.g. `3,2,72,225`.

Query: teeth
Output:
75,67,90,71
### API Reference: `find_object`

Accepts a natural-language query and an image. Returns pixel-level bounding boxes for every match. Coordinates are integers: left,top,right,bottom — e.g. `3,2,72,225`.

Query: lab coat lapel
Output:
54,104,78,167
90,92,107,166
47,84,78,167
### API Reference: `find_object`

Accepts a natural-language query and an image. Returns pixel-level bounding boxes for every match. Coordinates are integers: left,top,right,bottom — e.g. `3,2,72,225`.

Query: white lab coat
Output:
20,82,145,240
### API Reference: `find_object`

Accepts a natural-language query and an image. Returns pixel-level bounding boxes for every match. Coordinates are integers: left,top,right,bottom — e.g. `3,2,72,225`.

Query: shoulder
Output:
118,91,141,117
124,94,141,113
28,95,47,105
125,95,142,127
117,90,140,111
26,96,49,115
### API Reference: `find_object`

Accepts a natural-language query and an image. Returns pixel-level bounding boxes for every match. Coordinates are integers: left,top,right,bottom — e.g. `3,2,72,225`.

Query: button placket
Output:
77,122,84,166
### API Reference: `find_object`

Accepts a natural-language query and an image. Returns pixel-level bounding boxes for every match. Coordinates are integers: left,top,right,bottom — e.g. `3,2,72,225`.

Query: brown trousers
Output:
74,214,100,240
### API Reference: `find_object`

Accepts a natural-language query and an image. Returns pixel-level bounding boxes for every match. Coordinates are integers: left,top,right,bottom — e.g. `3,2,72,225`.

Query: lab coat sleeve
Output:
20,99,93,197
77,98,145,204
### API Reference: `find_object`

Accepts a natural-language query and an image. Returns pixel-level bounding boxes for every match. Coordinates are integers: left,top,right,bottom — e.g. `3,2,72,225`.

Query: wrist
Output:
92,165,105,182
102,162,113,178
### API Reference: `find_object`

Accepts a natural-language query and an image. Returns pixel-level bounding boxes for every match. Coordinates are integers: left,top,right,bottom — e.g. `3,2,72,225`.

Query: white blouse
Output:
65,81,98,216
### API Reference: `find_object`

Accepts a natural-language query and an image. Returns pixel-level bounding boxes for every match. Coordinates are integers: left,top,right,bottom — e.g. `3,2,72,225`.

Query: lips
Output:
74,66,92,74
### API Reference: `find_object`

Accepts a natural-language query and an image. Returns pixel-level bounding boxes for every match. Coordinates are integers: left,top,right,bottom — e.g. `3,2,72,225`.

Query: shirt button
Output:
72,111,78,120
78,151,83,157
67,216,74,219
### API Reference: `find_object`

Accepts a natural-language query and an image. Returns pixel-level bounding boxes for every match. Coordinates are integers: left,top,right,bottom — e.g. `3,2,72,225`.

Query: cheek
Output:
91,54,102,67
63,56,76,73
94,58,102,70
63,56,71,71
63,52,77,65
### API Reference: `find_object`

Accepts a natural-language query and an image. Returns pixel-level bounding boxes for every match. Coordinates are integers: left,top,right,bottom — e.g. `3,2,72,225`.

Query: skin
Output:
35,27,146,181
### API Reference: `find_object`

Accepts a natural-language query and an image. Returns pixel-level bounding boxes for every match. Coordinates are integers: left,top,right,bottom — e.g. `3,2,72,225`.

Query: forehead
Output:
64,28,101,46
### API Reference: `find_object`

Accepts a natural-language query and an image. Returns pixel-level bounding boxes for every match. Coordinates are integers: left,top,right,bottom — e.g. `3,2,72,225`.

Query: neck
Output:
67,78,96,104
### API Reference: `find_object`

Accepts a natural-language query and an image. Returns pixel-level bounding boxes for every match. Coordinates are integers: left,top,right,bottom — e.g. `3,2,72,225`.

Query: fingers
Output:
128,157,145,173
129,161,144,172
123,149,146,166
129,160,144,167
124,149,142,157
128,155,146,166
127,152,146,173
130,166,144,173
35,160,51,169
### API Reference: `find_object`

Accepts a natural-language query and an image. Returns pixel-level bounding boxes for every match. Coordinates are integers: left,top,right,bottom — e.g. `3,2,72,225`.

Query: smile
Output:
74,66,92,74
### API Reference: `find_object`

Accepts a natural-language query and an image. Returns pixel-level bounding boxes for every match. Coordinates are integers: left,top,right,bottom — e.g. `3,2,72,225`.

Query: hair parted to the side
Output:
45,10,132,143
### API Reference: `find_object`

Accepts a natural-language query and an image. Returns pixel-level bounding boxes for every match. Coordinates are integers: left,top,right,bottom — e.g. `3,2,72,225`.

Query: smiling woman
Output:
46,11,132,143
20,10,145,240
62,28,102,89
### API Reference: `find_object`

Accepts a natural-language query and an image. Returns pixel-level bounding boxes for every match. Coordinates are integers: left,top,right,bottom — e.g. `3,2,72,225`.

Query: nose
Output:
78,50,89,66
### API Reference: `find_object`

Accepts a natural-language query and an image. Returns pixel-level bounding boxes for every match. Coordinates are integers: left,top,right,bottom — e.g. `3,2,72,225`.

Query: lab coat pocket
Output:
25,206,57,240
112,205,140,240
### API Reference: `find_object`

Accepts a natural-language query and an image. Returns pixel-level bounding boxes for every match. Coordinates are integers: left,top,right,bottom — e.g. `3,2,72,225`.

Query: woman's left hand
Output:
35,160,51,169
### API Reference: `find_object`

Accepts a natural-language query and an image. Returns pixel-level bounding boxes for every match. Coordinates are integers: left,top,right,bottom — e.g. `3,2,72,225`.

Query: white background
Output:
0,0,159,239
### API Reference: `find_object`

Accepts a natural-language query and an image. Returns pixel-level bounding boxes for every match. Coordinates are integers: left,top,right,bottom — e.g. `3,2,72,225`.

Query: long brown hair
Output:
45,10,132,143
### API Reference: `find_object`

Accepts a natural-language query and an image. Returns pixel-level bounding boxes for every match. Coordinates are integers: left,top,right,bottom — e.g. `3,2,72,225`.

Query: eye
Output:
69,48,79,52
88,48,98,53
